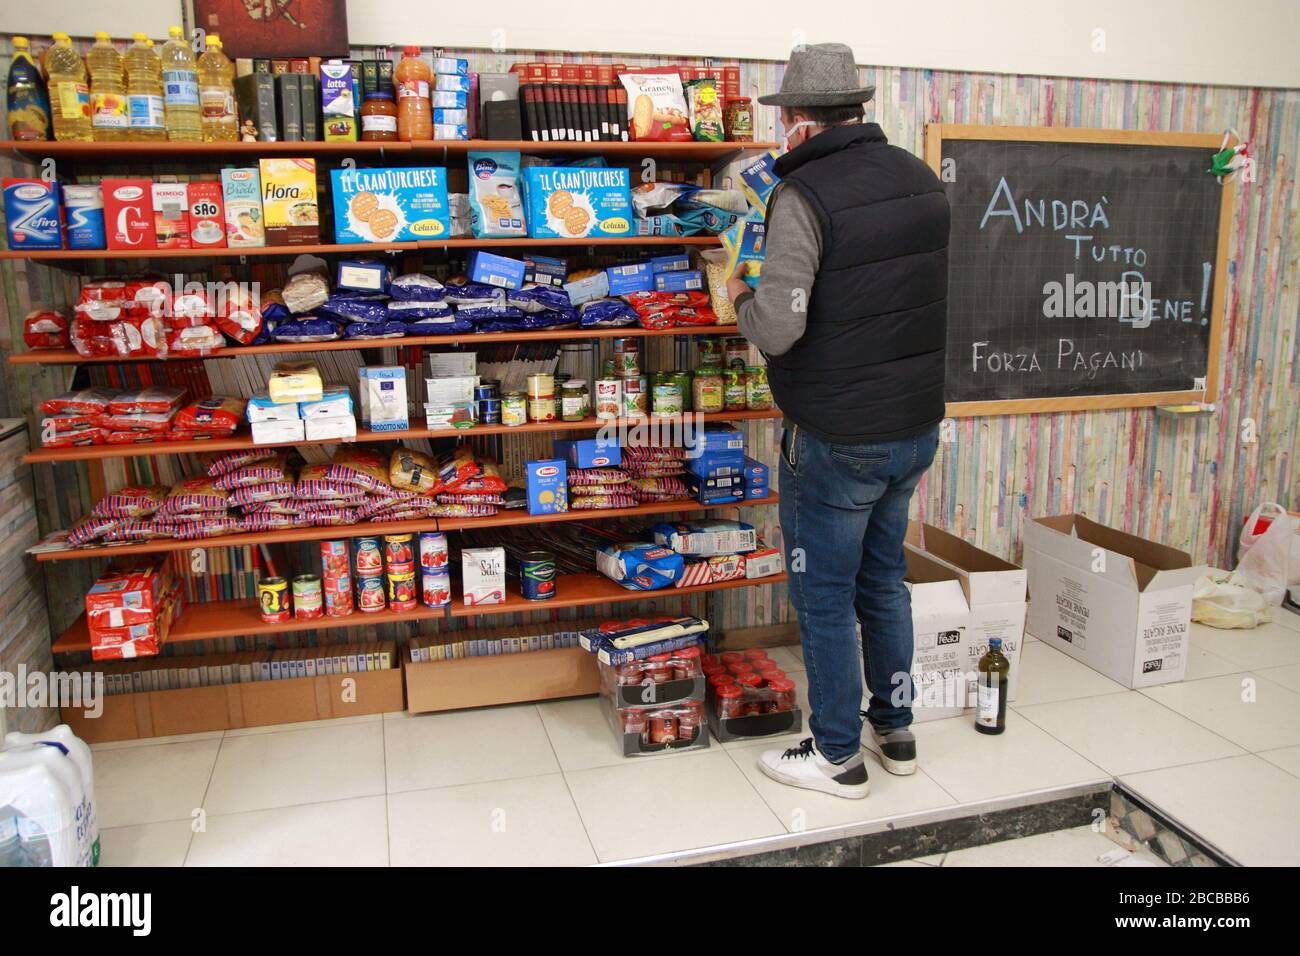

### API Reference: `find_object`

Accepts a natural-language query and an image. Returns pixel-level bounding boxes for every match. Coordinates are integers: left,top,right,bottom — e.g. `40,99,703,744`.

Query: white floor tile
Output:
89,730,225,752
384,703,559,793
204,720,385,815
1121,755,1300,865
387,774,596,867
223,713,382,738
1257,662,1300,694
1268,608,1300,633
1010,640,1128,706
565,750,784,862
907,712,1109,804
942,825,1164,867
726,739,956,831
1017,692,1244,775
1142,672,1300,752
1257,745,1300,779
186,796,389,866
536,697,630,772
1190,621,1300,670
98,820,193,867
1184,644,1247,681
760,645,805,673
93,738,221,828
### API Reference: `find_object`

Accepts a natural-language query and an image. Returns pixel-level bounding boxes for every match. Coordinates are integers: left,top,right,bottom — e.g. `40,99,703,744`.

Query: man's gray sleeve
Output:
734,187,823,357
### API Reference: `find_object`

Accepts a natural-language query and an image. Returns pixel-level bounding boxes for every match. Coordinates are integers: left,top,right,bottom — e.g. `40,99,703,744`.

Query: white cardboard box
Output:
903,548,975,722
1024,514,1201,689
907,522,1027,700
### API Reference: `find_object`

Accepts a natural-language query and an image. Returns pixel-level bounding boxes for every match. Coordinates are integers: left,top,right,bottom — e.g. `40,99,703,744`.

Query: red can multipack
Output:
187,181,226,249
88,579,184,661
85,557,174,624
102,179,157,251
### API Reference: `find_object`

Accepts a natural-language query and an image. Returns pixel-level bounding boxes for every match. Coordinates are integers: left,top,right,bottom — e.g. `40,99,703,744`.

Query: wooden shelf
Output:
0,139,776,164
53,571,787,653
0,235,719,262
32,493,779,563
9,322,744,365
24,410,781,463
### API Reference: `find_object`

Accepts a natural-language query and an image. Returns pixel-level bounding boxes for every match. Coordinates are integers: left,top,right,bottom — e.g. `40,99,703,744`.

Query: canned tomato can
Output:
502,391,527,426
323,573,354,617
612,337,640,375
387,570,417,610
356,574,386,612
354,537,383,576
419,531,449,572
319,539,349,577
421,570,451,608
383,533,415,572
257,576,290,624
292,574,323,620
595,378,623,420
519,551,557,601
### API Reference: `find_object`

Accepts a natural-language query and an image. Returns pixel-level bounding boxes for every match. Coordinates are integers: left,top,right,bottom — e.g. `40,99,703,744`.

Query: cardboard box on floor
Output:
906,521,1027,700
1024,514,1201,689
902,547,974,722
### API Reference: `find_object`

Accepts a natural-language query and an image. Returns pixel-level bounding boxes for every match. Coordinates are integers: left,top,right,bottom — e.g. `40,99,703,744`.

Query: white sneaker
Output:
757,737,870,799
867,726,917,776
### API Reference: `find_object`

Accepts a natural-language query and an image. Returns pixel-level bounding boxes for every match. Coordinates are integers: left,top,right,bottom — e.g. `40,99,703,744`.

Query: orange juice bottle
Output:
394,47,431,141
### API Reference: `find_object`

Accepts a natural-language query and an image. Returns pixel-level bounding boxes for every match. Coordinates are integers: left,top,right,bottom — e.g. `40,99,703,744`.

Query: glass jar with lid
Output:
559,380,589,421
360,90,398,142
693,365,724,413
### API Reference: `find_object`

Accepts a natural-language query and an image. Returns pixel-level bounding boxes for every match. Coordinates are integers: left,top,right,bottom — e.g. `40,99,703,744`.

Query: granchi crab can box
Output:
522,165,632,239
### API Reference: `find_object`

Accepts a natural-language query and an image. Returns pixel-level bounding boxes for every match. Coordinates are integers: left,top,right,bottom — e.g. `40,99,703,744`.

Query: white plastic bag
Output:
1229,503,1298,605
1238,503,1300,586
1192,574,1269,629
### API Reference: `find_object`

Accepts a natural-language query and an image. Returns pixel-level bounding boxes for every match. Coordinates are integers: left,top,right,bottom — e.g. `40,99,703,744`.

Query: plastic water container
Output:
0,745,89,867
4,725,99,866
125,33,166,141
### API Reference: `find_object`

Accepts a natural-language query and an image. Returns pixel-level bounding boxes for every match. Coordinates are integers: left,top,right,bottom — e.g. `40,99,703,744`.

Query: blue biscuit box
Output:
468,250,527,290
523,165,632,239
606,262,653,295
654,270,703,293
3,179,62,249
685,425,745,455
554,436,621,469
330,166,450,243
686,451,745,480
526,459,569,515
650,254,691,273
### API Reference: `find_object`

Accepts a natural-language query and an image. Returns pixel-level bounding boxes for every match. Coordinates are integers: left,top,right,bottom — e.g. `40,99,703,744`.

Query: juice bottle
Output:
87,32,128,142
125,33,166,141
394,46,431,141
197,34,237,142
160,25,201,141
46,32,91,141
6,37,51,141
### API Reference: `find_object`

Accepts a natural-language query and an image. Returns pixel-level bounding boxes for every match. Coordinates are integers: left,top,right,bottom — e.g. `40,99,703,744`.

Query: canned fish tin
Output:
612,337,641,375
520,551,557,601
421,570,451,608
324,573,354,617
595,378,623,420
502,391,527,426
292,574,323,620
479,397,502,424
526,373,554,399
319,539,349,576
387,570,417,610
354,537,383,575
356,575,386,612
652,382,683,416
257,576,290,623
419,531,449,572
473,383,498,402
383,533,415,572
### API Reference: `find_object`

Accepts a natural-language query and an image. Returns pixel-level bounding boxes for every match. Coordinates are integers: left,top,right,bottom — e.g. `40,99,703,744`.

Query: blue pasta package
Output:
596,542,685,591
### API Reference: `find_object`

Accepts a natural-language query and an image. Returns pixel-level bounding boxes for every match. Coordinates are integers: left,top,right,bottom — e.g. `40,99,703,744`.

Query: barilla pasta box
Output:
102,179,156,250
220,167,265,248
187,182,226,248
554,436,621,469
330,166,450,243
654,270,703,293
258,158,319,246
62,184,105,250
151,182,191,248
2,179,62,249
738,150,780,213
606,262,653,295
721,210,766,278
526,459,568,515
523,165,632,239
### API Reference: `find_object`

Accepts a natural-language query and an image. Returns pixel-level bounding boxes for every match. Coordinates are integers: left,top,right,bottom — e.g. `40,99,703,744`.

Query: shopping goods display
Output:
197,35,238,143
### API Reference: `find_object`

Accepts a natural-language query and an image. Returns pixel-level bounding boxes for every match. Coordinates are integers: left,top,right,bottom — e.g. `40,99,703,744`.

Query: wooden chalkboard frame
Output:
924,123,1235,417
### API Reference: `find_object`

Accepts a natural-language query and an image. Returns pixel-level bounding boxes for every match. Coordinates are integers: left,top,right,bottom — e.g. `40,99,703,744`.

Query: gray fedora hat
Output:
758,42,874,107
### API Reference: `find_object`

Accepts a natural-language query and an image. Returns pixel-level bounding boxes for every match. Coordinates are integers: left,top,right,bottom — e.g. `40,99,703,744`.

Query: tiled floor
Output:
92,609,1300,866
880,825,1167,867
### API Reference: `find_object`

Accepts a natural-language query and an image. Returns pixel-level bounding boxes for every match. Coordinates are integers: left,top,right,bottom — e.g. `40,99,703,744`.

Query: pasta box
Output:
654,270,703,293
102,179,156,251
330,166,450,243
526,459,569,515
554,436,621,469
605,262,653,295
522,165,632,239
258,158,320,246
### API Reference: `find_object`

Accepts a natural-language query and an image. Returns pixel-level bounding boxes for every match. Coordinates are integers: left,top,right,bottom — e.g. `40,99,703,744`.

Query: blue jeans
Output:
778,422,939,762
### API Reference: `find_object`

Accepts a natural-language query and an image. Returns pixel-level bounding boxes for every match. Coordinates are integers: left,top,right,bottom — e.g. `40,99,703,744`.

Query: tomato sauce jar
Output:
677,702,703,741
716,683,745,719
767,677,797,713
674,645,702,679
645,653,675,684
647,711,678,745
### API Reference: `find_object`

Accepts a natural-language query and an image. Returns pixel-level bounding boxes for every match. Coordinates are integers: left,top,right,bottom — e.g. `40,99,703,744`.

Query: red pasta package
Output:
104,430,165,445
301,505,357,526
435,492,505,506
441,457,506,494
227,482,295,507
166,324,225,356
156,477,230,515
99,521,169,542
42,427,106,448
206,448,278,476
167,290,216,328
161,516,244,539
23,309,70,350
91,485,169,519
622,445,687,462
628,476,690,501
568,467,630,487
98,411,175,433
212,455,291,491
40,413,98,432
67,514,122,546
326,446,393,493
213,288,263,345
571,492,638,510
41,387,119,416
173,396,245,434
108,387,187,415
671,305,718,326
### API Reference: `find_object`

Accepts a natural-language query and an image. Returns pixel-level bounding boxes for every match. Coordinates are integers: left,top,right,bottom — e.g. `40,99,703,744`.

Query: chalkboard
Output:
924,125,1233,414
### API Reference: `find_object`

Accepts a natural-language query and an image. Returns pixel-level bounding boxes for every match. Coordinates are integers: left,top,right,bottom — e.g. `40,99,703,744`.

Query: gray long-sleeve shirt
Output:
734,185,823,357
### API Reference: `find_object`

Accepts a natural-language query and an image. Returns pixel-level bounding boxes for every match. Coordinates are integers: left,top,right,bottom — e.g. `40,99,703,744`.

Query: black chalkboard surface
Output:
927,126,1231,411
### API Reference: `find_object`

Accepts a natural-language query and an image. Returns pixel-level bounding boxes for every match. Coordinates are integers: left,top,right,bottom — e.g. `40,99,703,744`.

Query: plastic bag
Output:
1192,573,1270,629
1230,502,1298,604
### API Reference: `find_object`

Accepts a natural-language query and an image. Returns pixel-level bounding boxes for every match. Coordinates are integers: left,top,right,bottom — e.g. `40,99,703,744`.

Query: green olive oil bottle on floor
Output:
975,637,1010,735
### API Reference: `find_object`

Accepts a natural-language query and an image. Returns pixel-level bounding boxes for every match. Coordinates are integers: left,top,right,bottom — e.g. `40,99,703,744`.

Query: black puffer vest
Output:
769,123,949,444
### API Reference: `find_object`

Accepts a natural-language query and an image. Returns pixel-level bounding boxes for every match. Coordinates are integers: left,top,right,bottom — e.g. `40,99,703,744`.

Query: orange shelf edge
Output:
53,571,789,653
33,493,780,563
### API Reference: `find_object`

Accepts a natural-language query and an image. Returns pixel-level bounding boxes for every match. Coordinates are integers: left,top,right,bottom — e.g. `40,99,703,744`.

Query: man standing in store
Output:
728,43,949,799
